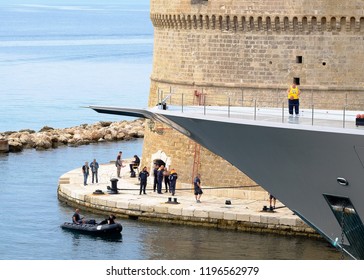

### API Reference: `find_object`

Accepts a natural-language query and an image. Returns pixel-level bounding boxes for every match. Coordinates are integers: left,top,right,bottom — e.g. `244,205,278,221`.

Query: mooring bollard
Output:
108,178,119,194
166,197,179,204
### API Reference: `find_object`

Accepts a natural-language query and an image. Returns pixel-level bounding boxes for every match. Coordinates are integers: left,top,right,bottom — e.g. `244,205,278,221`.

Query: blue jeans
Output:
169,181,176,195
92,172,98,183
83,173,88,185
157,177,163,193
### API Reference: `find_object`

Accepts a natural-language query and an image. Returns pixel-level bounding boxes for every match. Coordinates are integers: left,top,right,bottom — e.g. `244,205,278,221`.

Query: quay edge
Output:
57,163,320,239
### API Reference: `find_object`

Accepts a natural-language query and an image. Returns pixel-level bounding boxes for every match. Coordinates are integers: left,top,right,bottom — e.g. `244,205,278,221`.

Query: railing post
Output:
181,93,184,113
344,94,348,129
241,89,244,107
157,89,160,107
343,106,346,128
159,90,163,109
204,95,206,115
311,104,314,126
254,99,257,120
228,97,231,118
282,102,285,123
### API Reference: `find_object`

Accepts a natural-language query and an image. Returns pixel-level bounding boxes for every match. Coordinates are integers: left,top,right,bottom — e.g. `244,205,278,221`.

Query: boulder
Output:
99,121,112,127
38,126,54,132
0,139,9,153
19,129,36,134
8,139,23,152
19,133,34,148
34,135,52,150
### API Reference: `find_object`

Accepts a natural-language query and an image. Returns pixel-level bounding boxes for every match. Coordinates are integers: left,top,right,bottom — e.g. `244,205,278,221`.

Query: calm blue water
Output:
0,1,341,260
0,0,153,132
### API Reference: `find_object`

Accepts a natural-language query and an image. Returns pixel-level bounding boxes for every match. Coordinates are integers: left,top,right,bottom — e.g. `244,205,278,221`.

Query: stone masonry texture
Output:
142,0,364,196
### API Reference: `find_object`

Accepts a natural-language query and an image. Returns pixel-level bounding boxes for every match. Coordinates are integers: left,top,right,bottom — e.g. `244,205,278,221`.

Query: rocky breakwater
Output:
0,119,145,153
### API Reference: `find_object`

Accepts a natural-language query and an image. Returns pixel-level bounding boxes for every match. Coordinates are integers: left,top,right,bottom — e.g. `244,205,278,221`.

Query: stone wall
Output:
143,0,364,195
141,124,258,191
149,5,364,108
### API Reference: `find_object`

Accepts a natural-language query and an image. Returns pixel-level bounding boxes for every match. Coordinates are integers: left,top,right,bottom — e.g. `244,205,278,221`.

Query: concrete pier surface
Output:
57,160,319,238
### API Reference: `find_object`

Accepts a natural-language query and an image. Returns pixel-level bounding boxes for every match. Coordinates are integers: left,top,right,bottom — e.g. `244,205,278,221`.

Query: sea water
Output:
0,0,341,260
0,0,153,131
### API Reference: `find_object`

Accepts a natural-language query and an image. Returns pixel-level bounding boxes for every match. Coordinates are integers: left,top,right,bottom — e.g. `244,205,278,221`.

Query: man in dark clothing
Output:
99,214,116,225
168,168,178,196
72,209,84,224
138,166,149,195
153,164,158,192
107,215,116,224
157,165,165,194
82,162,89,186
129,155,140,172
194,173,203,203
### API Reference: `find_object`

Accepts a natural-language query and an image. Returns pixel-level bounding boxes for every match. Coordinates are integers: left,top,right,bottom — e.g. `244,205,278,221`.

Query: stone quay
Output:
57,159,320,238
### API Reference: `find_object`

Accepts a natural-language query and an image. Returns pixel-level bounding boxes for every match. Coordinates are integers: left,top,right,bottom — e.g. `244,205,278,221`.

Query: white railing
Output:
157,91,364,130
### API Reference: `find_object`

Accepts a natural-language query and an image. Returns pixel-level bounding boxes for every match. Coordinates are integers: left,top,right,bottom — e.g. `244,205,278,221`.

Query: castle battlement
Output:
151,13,364,34
142,0,364,193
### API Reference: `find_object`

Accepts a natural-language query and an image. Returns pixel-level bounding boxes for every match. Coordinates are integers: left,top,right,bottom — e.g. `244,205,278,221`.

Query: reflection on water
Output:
63,231,123,245
134,222,341,260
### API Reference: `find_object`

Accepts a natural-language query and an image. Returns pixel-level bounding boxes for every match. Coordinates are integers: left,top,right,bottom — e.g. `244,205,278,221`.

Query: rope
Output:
109,184,261,192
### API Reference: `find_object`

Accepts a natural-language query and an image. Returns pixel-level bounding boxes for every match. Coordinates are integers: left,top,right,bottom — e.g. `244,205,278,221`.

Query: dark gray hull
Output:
90,105,364,259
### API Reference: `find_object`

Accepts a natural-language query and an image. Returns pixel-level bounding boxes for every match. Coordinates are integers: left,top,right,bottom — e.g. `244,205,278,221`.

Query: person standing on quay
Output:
168,168,178,196
138,166,149,195
194,173,203,203
157,165,165,194
90,158,99,184
82,162,89,186
269,194,276,210
163,167,170,193
287,82,300,116
153,163,158,192
115,151,124,178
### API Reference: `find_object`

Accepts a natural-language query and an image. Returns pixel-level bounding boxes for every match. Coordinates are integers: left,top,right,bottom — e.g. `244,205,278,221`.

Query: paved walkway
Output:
57,159,318,237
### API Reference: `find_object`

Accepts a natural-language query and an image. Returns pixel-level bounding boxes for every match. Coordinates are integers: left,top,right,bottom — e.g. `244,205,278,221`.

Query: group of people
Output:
136,160,203,202
81,152,204,203
82,159,99,186
152,163,178,196
81,151,128,186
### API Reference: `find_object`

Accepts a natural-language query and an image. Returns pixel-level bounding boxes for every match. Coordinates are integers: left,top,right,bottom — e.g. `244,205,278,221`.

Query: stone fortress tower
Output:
141,0,364,196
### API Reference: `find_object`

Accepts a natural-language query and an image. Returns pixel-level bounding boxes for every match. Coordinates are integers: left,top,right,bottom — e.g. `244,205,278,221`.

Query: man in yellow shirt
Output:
287,83,300,115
